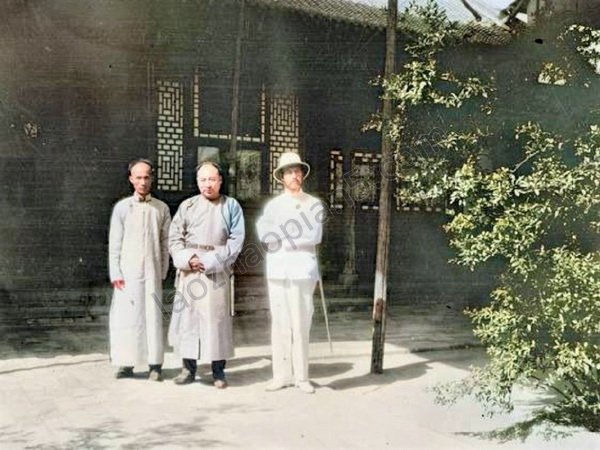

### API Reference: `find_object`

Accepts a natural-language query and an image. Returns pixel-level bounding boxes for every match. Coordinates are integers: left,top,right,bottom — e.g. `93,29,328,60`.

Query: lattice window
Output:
156,80,183,191
329,149,344,209
269,92,299,193
193,69,200,138
269,151,284,194
351,151,382,210
260,85,267,143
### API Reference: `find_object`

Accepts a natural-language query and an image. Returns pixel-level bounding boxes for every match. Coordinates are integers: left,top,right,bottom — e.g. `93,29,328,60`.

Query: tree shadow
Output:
0,357,107,375
456,414,574,443
22,420,128,450
442,376,586,442
326,360,431,390
0,425,34,446
19,416,224,449
324,348,484,391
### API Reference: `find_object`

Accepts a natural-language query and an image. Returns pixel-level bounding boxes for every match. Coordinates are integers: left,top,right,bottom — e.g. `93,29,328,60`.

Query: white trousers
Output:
267,278,316,384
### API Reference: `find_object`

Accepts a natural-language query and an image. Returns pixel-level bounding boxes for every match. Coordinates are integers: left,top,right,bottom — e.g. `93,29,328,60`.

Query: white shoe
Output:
265,380,291,392
296,381,315,394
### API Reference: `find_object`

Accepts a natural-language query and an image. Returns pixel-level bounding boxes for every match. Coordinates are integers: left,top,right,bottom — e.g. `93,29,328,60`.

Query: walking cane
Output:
317,267,333,354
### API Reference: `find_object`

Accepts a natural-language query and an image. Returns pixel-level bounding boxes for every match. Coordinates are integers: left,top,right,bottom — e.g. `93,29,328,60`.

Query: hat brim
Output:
273,162,310,183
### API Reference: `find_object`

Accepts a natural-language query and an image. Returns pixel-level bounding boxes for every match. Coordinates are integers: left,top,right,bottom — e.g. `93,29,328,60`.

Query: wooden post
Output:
371,0,397,374
228,0,245,316
339,180,358,291
229,0,245,196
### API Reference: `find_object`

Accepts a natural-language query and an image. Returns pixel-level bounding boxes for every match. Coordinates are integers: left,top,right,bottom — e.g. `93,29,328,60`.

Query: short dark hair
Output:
128,158,154,176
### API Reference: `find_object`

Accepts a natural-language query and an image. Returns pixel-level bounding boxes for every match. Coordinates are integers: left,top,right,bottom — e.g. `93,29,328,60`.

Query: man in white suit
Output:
256,152,325,394
108,159,171,381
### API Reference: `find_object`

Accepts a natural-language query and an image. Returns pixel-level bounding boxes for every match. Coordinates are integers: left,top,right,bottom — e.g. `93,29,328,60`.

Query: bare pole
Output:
229,0,245,316
370,0,397,374
229,0,245,196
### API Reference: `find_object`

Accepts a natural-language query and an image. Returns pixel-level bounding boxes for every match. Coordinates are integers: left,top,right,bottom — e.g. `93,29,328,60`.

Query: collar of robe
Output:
133,193,152,203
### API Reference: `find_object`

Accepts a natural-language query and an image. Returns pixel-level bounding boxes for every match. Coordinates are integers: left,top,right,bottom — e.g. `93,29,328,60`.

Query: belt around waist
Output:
185,244,215,251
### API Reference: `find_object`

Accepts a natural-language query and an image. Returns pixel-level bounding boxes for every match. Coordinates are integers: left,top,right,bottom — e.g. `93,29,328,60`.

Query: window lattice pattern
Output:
351,151,382,210
156,80,183,191
270,151,284,194
260,85,267,143
193,70,200,137
329,149,344,209
269,92,299,193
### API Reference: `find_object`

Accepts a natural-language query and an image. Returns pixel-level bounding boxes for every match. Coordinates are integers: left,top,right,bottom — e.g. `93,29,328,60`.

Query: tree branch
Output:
512,150,541,173
460,0,482,21
530,373,569,400
502,0,528,23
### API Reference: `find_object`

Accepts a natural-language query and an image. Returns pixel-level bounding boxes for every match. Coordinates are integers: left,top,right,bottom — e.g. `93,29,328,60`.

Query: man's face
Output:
197,164,222,200
129,162,153,196
282,165,304,194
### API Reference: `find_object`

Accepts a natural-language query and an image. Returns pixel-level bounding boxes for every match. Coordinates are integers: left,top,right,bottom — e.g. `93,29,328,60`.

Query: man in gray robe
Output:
108,159,171,381
168,161,245,389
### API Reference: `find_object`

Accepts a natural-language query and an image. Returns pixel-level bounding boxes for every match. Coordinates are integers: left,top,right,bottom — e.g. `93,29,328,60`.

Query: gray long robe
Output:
167,194,245,362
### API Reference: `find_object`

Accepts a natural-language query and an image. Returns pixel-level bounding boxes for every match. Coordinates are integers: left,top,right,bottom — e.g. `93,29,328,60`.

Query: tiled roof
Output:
247,0,386,28
246,0,512,44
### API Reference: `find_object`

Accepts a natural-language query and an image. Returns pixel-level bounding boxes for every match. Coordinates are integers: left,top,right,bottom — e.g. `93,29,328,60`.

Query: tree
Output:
379,0,600,432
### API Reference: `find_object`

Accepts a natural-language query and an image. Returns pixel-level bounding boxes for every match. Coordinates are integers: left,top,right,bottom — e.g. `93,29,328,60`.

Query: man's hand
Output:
189,256,205,273
112,279,125,290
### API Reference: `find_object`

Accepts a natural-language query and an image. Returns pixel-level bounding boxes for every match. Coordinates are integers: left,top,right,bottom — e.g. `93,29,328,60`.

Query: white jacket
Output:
256,191,325,281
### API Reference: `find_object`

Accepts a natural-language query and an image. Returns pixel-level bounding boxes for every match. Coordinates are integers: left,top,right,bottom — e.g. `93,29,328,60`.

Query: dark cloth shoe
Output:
173,368,195,385
115,367,134,379
148,369,163,382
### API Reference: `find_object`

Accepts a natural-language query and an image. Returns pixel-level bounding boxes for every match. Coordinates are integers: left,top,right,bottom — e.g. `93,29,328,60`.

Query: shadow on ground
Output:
326,360,430,390
325,348,485,391
14,416,222,449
